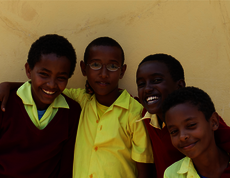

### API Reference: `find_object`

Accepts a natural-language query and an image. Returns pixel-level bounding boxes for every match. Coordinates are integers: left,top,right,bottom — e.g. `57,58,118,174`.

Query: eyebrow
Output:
136,73,164,82
40,68,69,75
90,59,120,63
166,117,196,129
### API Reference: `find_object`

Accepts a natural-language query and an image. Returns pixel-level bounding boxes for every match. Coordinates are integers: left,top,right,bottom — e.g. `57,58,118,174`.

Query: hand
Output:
0,82,11,112
85,80,94,95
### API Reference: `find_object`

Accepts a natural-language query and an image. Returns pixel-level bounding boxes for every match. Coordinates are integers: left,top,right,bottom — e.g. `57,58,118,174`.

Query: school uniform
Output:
0,81,81,178
63,88,153,178
141,108,230,178
164,156,230,178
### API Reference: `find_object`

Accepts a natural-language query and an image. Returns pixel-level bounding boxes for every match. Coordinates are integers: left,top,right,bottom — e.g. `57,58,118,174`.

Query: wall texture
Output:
1,0,230,124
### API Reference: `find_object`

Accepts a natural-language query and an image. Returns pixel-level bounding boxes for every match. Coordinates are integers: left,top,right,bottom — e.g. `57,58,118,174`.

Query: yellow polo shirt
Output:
17,81,69,130
164,157,200,178
63,88,153,178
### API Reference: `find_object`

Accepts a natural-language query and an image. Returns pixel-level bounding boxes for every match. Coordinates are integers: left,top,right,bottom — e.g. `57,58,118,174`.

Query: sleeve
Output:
163,169,170,178
57,101,81,178
63,88,89,108
130,105,154,163
215,115,230,152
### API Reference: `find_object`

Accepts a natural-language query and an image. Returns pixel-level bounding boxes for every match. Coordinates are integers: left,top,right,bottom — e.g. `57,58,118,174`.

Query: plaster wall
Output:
1,0,230,124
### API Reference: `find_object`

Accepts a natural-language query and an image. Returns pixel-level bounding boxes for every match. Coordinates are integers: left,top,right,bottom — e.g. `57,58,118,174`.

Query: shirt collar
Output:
90,89,142,111
136,111,165,129
177,157,198,177
17,81,69,109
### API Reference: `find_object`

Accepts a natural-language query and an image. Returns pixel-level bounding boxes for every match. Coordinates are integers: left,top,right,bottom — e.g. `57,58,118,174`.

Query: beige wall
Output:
1,0,230,124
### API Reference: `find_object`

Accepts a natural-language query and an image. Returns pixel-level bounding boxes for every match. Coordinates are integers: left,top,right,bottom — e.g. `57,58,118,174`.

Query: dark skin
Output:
0,47,156,178
165,104,229,177
136,61,185,177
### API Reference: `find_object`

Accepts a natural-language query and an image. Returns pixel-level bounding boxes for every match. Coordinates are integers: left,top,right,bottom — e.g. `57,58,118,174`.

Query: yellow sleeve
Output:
131,117,154,163
63,88,90,107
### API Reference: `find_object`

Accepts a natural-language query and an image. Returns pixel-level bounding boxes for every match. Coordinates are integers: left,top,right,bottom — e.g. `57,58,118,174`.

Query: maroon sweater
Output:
142,108,230,178
0,90,81,178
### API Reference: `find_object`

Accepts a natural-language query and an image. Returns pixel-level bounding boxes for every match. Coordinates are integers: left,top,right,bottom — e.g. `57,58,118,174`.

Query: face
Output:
165,102,218,159
81,46,126,105
136,61,183,119
26,53,71,110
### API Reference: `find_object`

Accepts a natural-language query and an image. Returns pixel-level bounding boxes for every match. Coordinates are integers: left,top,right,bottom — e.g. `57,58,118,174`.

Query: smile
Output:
97,81,109,86
146,96,159,104
181,142,197,150
42,89,56,95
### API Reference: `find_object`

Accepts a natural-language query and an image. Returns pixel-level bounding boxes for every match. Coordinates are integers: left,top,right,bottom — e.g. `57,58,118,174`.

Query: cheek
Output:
170,136,179,148
59,81,68,91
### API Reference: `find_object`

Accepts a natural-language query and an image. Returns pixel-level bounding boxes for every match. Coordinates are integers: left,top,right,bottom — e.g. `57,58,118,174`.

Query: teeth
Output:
42,89,55,95
146,96,158,102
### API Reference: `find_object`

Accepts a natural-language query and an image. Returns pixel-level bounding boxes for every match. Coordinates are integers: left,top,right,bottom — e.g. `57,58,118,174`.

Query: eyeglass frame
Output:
87,62,122,72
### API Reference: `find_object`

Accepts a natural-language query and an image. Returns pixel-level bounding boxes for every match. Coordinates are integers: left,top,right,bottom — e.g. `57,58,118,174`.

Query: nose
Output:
144,82,153,93
100,65,109,78
179,131,189,142
47,78,57,89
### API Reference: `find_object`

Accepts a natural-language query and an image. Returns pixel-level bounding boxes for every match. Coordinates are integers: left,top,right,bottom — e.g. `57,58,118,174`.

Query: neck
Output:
95,89,121,107
193,146,229,178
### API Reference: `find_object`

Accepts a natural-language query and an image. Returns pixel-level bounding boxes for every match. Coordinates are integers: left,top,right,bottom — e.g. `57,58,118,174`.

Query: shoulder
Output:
164,158,185,177
62,93,81,111
121,90,143,111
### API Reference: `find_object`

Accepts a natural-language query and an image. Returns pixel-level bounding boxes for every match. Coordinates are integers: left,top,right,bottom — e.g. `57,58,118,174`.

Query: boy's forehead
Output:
166,102,205,124
88,45,123,63
137,61,171,77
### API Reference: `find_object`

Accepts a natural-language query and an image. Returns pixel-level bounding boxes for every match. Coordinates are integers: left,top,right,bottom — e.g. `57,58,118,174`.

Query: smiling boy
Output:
0,34,81,177
136,53,230,178
63,37,154,178
163,87,230,178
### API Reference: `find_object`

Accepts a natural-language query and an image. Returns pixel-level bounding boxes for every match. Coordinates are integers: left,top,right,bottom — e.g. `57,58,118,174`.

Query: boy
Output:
0,37,154,178
64,37,153,178
136,53,230,178
162,87,230,178
0,34,81,177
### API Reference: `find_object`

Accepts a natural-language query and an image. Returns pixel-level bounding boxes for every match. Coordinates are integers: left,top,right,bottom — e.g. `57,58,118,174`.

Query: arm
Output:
58,101,81,178
0,82,23,112
136,162,157,178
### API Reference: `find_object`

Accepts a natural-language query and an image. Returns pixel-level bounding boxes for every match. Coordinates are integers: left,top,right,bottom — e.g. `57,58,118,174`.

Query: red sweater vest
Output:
0,90,81,178
143,108,230,178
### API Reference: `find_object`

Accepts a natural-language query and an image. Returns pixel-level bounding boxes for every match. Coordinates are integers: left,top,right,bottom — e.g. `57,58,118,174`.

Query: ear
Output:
25,63,32,79
209,112,219,131
119,64,127,79
80,60,87,76
176,79,186,89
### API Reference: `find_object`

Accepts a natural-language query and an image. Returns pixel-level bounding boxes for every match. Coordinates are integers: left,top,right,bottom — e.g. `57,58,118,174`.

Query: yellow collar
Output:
136,111,165,129
17,81,69,109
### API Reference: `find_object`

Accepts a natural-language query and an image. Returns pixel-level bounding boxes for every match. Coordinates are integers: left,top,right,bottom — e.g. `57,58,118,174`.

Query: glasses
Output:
87,62,121,71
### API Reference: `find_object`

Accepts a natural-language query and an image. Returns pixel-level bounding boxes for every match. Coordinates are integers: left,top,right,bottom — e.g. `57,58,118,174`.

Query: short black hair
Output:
83,37,125,65
138,53,184,82
162,86,215,121
27,34,77,78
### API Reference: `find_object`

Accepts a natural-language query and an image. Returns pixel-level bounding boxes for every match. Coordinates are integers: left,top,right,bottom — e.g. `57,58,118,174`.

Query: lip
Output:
180,141,197,150
96,81,110,87
42,89,56,95
145,95,160,105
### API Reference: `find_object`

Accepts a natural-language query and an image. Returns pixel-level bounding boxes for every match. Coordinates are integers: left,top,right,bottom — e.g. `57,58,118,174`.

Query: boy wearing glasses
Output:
63,37,154,178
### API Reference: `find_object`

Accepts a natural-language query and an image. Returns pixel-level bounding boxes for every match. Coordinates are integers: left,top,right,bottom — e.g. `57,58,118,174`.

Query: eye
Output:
187,123,197,129
89,62,102,70
151,78,163,84
107,63,119,71
58,76,68,81
169,129,178,136
137,81,145,88
39,72,49,77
